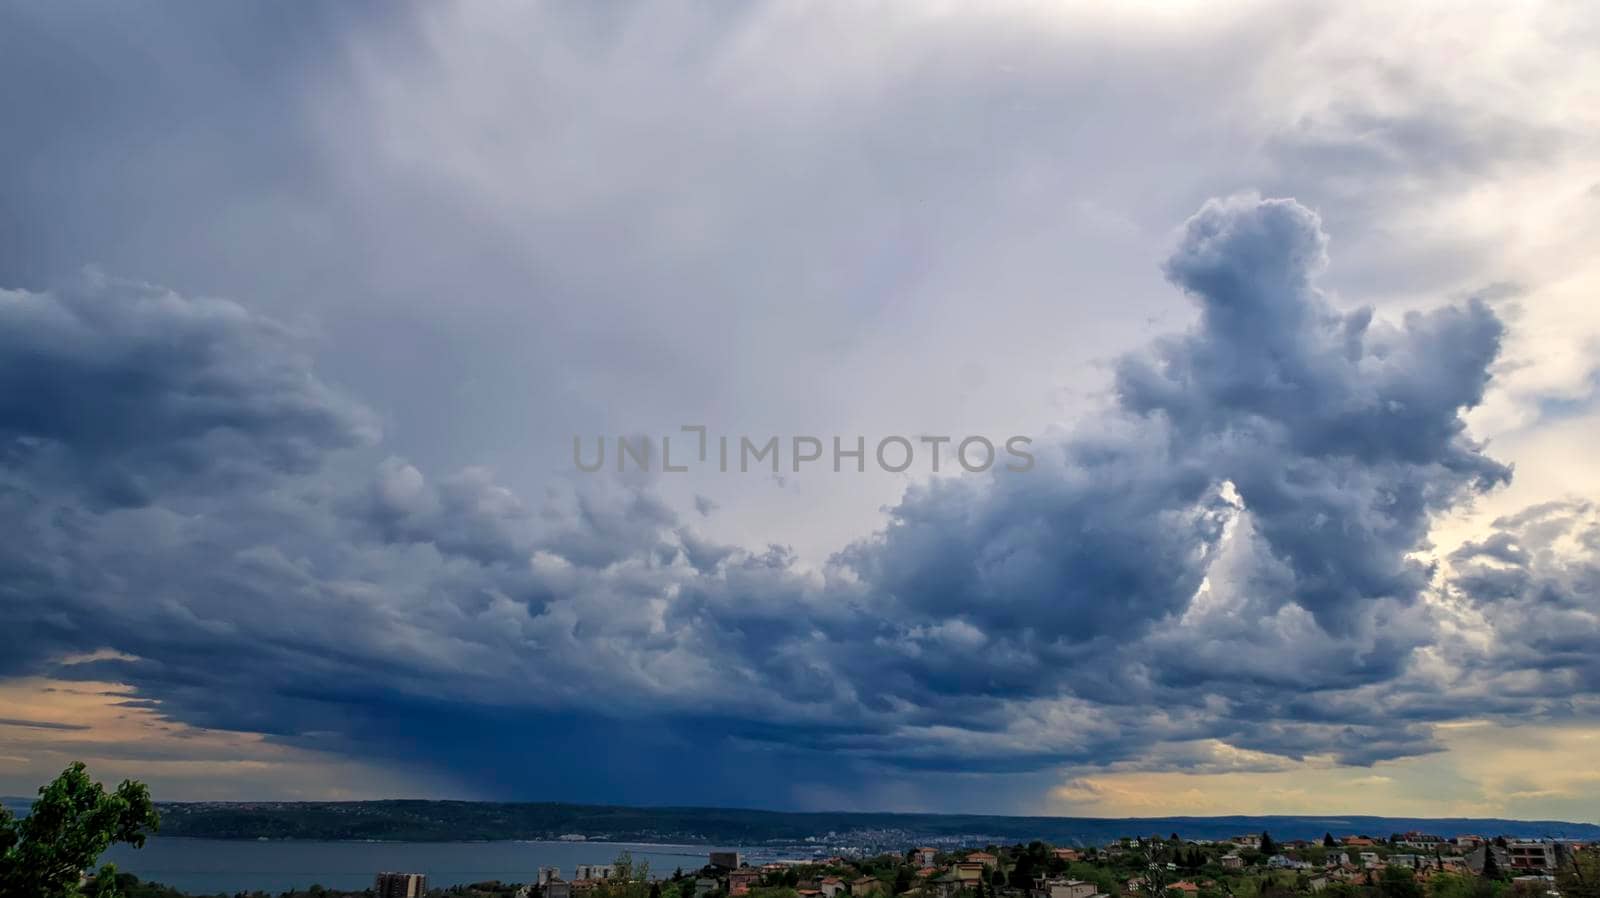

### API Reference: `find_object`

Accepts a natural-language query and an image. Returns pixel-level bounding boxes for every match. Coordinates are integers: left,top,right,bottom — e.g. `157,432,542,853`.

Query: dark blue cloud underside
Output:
0,196,1589,807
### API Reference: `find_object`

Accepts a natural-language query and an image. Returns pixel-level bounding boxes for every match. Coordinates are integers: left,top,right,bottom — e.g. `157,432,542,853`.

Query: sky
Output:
2,0,1600,821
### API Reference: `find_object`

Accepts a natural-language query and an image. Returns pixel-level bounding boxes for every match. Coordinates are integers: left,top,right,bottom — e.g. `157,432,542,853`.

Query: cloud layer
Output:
3,195,1594,811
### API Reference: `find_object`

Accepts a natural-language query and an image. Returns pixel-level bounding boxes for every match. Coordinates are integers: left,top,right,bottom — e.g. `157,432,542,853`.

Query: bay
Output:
101,838,737,895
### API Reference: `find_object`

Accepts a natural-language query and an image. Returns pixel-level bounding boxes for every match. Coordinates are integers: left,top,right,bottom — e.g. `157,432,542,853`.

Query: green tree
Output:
592,852,653,898
1009,854,1036,889
1259,834,1278,858
1428,872,1500,898
1556,848,1600,898
1481,849,1501,881
0,762,159,898
1379,866,1423,898
1324,835,1337,849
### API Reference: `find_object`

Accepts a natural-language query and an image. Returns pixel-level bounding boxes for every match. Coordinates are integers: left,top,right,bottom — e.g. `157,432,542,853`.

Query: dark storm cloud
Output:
780,197,1512,772
0,273,375,506
1,194,1587,805
1117,196,1508,630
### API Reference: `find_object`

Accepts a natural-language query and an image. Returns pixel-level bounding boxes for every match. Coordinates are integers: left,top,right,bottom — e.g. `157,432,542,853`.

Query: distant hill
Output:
150,800,1600,845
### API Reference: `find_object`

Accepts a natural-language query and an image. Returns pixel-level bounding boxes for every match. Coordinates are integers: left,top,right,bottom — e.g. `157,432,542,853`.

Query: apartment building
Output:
374,872,428,898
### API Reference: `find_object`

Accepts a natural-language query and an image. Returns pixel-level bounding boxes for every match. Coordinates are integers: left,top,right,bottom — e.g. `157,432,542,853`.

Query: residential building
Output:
953,863,986,883
1267,856,1311,870
1220,854,1243,871
374,872,427,898
577,865,613,881
539,867,562,886
851,876,882,896
1389,855,1425,870
1508,842,1558,872
968,852,999,869
1054,849,1082,863
1344,838,1377,848
711,851,744,870
1359,853,1380,870
1036,879,1097,898
547,882,574,898
730,870,761,893
927,872,968,898
820,876,848,898
915,848,939,869
695,878,721,898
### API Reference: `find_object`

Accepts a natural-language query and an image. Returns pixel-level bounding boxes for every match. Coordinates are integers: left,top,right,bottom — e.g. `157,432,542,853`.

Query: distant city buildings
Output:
374,872,427,898
348,827,1600,898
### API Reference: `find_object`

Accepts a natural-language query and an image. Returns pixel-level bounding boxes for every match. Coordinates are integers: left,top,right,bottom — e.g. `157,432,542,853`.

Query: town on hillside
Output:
113,830,1599,898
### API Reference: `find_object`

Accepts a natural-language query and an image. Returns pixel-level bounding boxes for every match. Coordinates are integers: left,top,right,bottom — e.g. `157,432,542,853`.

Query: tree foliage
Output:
0,762,159,898
1378,866,1423,898
1556,849,1600,898
591,851,654,898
